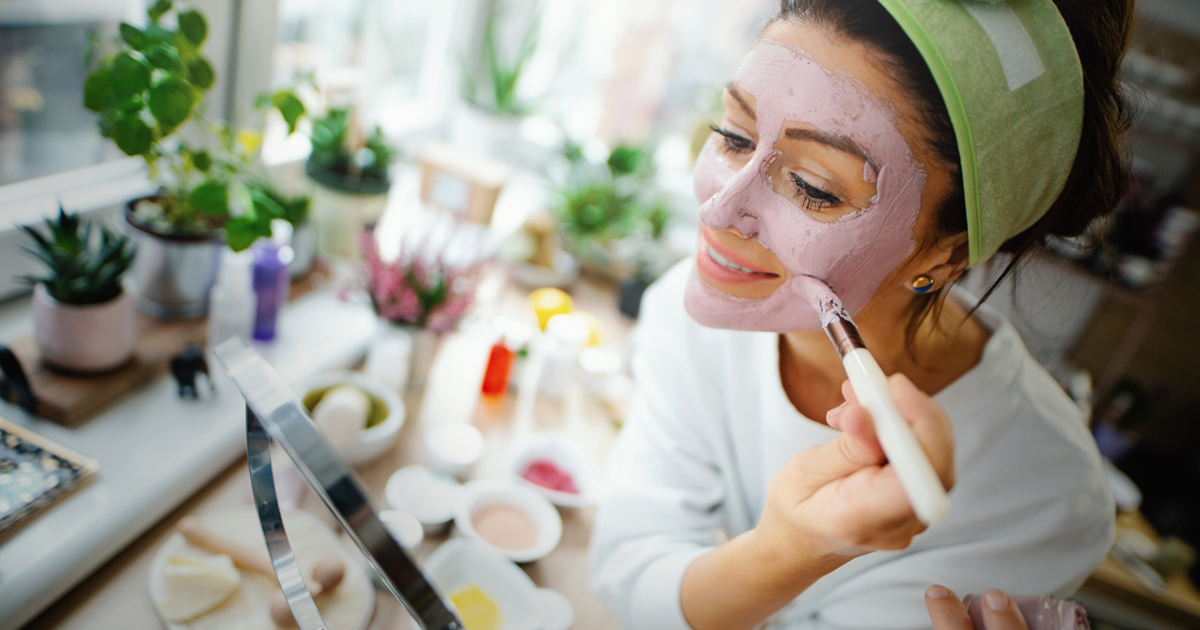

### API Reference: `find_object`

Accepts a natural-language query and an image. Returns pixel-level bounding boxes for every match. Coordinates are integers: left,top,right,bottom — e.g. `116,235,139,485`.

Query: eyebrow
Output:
725,82,756,122
784,127,877,169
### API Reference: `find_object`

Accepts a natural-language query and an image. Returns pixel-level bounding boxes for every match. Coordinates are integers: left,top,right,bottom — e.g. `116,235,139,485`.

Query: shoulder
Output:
940,303,1113,529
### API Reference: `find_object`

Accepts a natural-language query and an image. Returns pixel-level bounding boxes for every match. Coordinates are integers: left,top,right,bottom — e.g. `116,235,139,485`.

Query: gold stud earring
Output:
912,275,935,294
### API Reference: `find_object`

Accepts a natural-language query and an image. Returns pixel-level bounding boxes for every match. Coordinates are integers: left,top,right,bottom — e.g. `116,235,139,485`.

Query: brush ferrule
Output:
824,317,865,359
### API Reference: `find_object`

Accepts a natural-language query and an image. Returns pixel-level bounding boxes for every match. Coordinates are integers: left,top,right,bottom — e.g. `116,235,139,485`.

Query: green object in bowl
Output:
302,385,389,429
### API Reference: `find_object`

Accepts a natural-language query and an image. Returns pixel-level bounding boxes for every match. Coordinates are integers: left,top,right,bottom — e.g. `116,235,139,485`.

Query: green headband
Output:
874,0,1084,265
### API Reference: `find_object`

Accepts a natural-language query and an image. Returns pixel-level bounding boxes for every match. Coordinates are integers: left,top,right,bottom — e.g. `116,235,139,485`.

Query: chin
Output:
683,269,822,333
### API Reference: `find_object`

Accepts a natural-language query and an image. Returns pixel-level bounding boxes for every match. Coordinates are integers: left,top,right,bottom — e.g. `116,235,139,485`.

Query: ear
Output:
924,232,970,287
902,232,968,292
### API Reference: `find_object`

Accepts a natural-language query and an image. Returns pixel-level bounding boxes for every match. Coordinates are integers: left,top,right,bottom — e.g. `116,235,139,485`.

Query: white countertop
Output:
0,289,378,630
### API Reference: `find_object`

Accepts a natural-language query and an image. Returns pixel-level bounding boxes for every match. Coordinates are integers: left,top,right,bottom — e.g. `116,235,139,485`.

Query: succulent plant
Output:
21,209,136,306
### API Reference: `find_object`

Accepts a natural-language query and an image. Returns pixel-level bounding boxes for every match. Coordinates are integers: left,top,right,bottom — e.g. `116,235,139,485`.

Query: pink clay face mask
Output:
684,40,926,332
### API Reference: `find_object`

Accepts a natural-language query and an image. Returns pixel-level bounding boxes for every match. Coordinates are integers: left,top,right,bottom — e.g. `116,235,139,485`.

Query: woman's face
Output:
684,20,954,332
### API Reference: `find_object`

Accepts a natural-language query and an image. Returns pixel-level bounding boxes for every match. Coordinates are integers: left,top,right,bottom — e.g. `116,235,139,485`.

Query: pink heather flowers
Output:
361,228,482,334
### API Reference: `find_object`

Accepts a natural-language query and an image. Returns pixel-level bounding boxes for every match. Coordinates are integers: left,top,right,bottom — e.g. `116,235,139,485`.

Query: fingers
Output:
888,373,956,491
980,590,1030,630
925,585,973,630
825,379,859,429
835,401,885,462
784,414,887,498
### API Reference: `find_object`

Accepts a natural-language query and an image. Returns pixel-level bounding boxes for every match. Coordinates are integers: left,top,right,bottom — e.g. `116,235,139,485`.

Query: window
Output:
0,3,137,186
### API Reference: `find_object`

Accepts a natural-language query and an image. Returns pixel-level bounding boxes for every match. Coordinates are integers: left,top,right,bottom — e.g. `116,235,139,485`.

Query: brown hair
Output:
773,0,1134,351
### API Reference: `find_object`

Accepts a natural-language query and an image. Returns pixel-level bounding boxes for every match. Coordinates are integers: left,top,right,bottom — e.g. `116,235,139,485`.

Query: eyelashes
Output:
790,173,841,211
710,123,754,153
709,124,843,212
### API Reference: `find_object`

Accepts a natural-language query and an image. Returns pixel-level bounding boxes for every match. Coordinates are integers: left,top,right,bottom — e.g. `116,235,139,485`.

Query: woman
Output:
589,1,1132,629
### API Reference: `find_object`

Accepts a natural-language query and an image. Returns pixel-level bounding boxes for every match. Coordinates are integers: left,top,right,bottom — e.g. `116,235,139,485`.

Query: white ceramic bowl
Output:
385,465,462,535
455,480,562,563
425,538,573,630
294,371,405,467
505,431,603,508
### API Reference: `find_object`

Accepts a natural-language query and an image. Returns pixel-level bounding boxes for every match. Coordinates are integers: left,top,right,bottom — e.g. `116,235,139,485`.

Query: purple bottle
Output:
251,221,294,342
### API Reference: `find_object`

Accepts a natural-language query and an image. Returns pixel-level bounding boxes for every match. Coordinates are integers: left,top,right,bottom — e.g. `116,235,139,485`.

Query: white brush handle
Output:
842,348,951,525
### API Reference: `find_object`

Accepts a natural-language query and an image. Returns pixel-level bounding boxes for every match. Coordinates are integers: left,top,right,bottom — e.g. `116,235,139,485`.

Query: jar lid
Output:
213,338,461,630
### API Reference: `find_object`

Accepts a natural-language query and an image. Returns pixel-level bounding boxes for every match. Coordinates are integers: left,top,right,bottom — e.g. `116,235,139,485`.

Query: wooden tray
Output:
2,262,333,427
6,315,207,427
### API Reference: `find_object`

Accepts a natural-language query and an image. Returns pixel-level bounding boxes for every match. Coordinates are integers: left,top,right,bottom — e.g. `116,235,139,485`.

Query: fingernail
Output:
984,590,1010,612
926,585,950,600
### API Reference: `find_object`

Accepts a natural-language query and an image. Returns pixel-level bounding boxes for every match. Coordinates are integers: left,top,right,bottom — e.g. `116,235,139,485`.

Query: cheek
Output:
693,138,735,205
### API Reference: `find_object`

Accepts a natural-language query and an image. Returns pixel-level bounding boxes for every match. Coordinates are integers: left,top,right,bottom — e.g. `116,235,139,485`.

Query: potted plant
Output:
21,210,137,373
300,105,395,260
83,0,306,317
615,200,681,318
360,219,484,388
550,142,654,276
455,4,541,160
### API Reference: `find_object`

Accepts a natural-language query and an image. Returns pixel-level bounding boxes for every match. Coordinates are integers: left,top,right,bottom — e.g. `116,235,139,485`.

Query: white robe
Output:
589,261,1114,630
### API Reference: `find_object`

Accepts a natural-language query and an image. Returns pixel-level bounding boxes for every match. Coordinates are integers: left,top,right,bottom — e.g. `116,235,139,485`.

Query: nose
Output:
700,149,772,238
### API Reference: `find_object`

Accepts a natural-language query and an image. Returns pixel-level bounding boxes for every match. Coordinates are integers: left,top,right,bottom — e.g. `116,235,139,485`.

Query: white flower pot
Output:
451,103,523,162
33,284,136,373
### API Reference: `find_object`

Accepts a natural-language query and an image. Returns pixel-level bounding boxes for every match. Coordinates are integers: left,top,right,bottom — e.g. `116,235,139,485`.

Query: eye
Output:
789,173,842,212
710,124,755,154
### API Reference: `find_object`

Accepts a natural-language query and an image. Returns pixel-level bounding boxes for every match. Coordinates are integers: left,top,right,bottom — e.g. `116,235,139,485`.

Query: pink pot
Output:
33,284,136,373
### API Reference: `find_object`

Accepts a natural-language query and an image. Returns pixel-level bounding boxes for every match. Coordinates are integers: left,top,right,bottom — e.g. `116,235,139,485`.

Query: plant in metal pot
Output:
21,209,138,372
83,0,304,317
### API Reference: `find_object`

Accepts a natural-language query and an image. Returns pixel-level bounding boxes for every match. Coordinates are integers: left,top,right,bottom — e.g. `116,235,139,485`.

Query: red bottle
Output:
481,340,515,399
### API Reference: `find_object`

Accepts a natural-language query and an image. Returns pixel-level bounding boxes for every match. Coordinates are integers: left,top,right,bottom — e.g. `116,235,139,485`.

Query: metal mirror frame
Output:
214,338,461,630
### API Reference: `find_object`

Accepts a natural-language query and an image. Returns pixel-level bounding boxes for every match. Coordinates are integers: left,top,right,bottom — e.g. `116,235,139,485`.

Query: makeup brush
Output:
797,276,951,525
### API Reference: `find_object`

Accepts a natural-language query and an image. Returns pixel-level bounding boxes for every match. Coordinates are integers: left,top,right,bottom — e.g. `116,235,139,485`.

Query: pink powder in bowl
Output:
521,459,579,494
472,504,538,551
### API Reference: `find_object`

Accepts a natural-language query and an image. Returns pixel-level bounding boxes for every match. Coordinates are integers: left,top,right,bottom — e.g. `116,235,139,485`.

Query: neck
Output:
779,284,984,423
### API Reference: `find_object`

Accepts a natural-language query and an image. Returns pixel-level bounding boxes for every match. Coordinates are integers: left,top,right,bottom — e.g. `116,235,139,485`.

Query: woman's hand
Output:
756,373,955,560
681,373,955,630
926,585,1029,630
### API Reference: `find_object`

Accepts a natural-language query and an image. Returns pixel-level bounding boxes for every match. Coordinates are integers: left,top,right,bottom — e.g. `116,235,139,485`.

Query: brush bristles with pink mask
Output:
797,275,951,525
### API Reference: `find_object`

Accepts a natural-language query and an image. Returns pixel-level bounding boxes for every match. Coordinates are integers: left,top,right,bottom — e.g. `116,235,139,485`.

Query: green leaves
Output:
463,10,540,115
188,180,229,216
146,44,185,71
148,78,196,132
190,149,211,171
187,58,214,89
177,10,206,46
223,183,310,252
113,115,153,155
148,0,173,23
20,208,135,305
86,3,216,158
112,52,150,98
271,90,305,135
120,23,146,49
607,144,649,178
83,69,114,112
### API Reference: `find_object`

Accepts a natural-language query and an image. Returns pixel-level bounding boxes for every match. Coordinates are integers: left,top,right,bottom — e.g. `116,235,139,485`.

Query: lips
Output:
695,228,780,286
